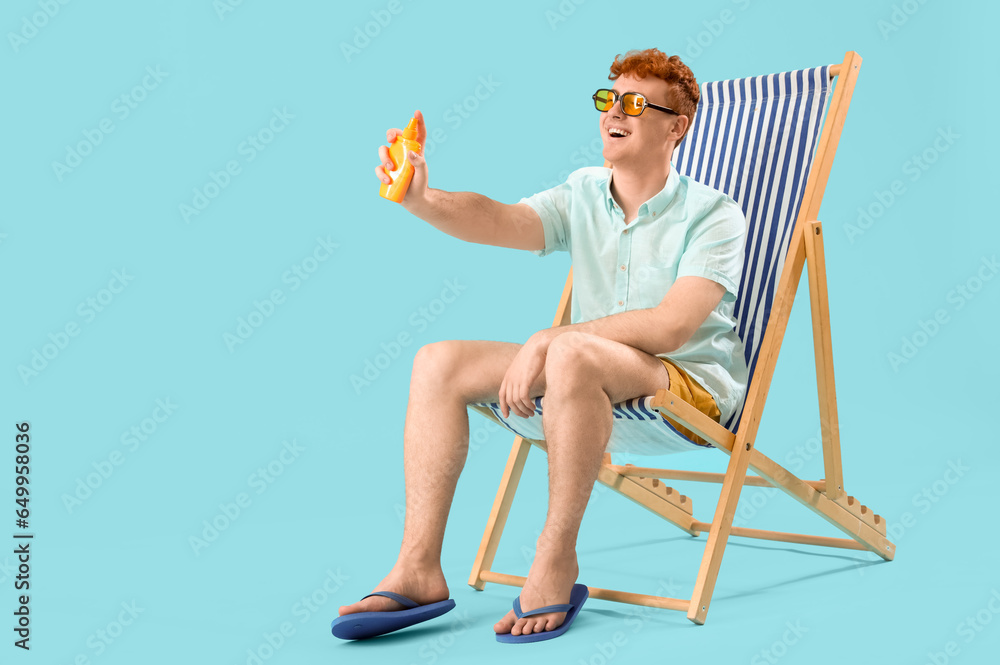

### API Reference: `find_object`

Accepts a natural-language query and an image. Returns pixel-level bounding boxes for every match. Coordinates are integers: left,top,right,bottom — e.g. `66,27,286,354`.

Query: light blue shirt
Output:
520,165,749,425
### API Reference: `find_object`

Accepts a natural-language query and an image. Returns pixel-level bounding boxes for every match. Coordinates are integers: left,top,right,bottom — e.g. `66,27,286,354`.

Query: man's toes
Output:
496,609,567,636
338,596,395,616
526,613,563,633
493,610,517,634
337,601,360,616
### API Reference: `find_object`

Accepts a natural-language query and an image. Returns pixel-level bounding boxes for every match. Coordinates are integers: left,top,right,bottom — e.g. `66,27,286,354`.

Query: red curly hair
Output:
608,48,699,143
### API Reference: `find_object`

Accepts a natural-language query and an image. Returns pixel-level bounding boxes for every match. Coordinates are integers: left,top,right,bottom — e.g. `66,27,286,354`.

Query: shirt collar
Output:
604,163,680,219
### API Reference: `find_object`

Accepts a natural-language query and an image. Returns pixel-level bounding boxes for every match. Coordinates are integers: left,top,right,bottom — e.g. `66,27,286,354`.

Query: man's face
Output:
599,73,681,167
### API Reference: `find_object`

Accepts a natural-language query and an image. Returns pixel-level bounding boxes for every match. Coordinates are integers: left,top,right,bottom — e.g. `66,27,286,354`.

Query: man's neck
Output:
609,162,670,223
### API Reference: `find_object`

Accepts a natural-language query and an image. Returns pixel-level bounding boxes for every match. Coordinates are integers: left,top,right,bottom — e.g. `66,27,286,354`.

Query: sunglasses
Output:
592,89,679,117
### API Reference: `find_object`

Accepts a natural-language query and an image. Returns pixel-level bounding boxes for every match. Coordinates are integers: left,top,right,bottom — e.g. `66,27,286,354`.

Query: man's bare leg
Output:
337,340,547,616
493,331,671,636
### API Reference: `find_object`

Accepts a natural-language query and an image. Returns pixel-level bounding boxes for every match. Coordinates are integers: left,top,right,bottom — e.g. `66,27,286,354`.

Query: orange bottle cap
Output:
402,117,419,141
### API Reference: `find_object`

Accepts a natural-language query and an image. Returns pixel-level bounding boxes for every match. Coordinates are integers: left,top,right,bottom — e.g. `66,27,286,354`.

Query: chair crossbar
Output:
692,524,870,551
605,464,826,491
480,571,691,612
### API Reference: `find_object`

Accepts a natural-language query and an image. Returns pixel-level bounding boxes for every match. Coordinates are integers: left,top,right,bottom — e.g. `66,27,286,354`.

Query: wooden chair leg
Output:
468,428,532,590
687,432,755,624
804,220,845,501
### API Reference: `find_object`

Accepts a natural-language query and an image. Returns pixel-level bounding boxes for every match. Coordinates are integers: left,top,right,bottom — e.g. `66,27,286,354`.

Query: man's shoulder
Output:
675,171,744,222
565,166,611,186
676,170,738,207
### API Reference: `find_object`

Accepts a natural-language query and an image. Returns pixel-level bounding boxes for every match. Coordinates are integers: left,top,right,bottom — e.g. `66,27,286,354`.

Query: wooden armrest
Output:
650,389,736,451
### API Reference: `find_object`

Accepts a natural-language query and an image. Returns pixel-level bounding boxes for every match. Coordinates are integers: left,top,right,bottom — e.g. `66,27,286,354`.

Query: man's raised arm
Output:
376,110,544,252
405,191,544,251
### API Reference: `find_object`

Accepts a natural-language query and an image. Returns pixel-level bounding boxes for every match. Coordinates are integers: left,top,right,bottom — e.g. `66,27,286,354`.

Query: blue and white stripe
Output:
472,395,714,456
676,66,831,432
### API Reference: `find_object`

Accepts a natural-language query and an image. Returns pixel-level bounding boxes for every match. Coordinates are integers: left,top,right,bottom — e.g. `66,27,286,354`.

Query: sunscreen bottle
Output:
379,117,422,203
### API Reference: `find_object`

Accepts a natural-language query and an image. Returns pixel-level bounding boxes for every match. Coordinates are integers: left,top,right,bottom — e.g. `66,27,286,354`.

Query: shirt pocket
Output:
630,264,677,310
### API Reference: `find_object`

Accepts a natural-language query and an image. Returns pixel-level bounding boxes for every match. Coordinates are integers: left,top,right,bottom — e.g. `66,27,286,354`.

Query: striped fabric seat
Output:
472,66,832,455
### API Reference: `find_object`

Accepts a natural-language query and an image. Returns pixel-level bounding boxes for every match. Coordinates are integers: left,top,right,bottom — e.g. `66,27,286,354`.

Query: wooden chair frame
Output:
467,51,895,625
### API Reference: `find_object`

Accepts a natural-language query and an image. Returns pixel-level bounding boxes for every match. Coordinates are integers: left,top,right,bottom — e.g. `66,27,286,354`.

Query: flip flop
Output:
496,583,589,643
331,591,456,640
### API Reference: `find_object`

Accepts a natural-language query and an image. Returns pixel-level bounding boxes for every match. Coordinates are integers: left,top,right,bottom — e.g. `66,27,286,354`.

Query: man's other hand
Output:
499,334,550,419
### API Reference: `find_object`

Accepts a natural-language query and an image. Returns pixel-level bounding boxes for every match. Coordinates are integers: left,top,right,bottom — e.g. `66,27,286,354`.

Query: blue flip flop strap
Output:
360,591,419,609
513,596,574,619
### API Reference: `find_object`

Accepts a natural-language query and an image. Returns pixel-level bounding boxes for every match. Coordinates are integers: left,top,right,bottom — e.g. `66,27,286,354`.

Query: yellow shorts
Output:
658,358,721,446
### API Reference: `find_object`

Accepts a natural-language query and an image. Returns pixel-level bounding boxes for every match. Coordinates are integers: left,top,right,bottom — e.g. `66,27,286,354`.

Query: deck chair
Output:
467,51,894,625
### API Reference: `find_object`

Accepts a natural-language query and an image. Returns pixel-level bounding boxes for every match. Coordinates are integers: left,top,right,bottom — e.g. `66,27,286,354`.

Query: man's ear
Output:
670,114,690,142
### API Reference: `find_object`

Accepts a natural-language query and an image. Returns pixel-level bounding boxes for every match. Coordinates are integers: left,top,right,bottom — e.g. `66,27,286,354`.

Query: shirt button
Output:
623,229,629,234
620,265,626,271
618,300,623,306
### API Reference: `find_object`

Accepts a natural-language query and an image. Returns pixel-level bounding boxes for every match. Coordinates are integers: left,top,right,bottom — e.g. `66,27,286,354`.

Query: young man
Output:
335,48,748,642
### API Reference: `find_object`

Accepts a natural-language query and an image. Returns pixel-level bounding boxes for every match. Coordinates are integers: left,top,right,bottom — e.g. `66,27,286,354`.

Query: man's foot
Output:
338,564,449,616
493,547,579,636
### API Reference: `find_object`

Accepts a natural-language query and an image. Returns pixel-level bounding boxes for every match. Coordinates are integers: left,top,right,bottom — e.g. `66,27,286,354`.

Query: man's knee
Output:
413,340,463,380
413,340,503,400
545,332,600,387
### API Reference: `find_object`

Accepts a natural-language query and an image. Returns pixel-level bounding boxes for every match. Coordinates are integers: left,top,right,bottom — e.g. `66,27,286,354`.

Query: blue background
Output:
3,0,998,663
